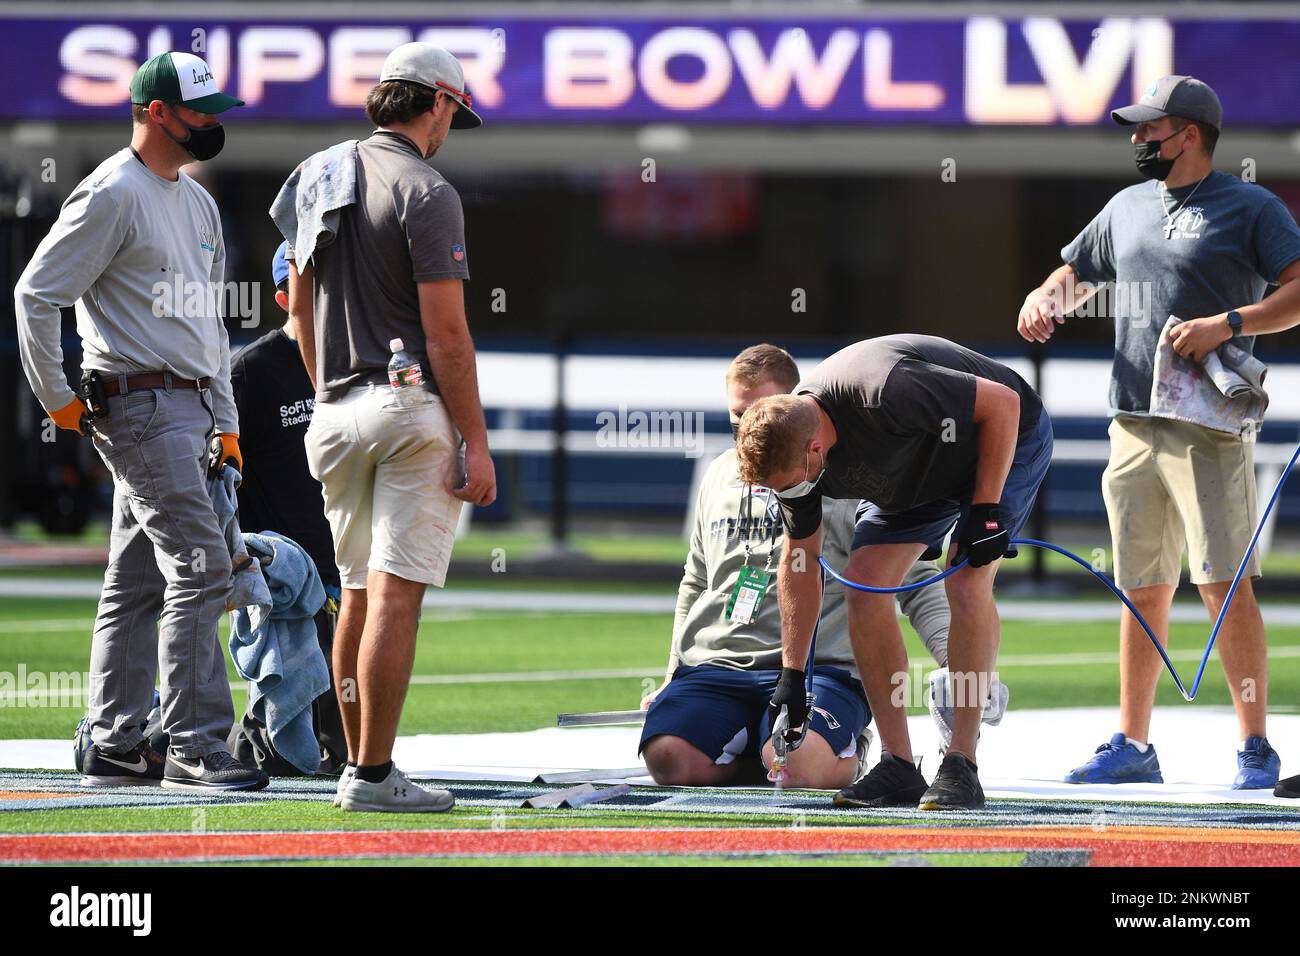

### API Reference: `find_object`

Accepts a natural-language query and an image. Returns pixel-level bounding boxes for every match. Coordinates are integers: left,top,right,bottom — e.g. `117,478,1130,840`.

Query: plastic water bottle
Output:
387,338,424,406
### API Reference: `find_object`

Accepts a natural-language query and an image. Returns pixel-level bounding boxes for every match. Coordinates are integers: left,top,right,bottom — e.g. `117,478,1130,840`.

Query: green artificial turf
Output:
2,595,1298,739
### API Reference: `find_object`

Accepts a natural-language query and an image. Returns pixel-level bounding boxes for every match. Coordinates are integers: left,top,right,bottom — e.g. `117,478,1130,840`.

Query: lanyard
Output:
726,484,779,625
737,483,780,571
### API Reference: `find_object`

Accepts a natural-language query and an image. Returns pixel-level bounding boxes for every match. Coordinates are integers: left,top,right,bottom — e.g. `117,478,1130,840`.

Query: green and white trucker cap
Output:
130,52,244,114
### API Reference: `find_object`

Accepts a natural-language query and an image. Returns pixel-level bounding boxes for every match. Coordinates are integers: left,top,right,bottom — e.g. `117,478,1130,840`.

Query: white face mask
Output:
774,448,825,500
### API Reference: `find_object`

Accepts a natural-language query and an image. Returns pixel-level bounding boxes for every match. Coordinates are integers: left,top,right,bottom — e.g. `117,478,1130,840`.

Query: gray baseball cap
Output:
380,42,482,130
1112,75,1223,131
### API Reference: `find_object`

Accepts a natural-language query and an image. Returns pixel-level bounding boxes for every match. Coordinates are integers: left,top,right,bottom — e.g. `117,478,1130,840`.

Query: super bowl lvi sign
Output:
964,18,1171,123
16,13,1287,125
540,18,1171,122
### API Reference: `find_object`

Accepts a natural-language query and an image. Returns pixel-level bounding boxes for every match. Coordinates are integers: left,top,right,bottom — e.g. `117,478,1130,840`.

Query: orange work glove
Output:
49,397,88,434
217,433,243,472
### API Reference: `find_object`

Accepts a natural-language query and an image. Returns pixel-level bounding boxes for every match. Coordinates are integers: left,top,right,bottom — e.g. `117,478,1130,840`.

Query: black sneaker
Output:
918,752,985,810
1275,773,1300,799
162,749,270,791
833,752,927,808
80,741,166,787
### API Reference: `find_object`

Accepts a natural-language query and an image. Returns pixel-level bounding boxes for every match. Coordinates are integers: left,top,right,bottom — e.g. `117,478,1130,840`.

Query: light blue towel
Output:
229,531,330,775
268,140,359,272
208,465,270,611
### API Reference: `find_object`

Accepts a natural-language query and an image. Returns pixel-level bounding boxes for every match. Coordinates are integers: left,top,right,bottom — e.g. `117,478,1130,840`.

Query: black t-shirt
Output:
778,334,1044,539
230,329,340,589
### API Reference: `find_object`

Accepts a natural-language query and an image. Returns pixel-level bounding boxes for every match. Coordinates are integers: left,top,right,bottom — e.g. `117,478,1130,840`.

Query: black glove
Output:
207,435,242,487
955,503,1011,568
207,435,227,478
768,667,811,750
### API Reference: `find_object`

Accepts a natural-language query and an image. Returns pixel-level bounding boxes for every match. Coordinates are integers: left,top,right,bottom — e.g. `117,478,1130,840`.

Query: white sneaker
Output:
339,764,454,813
333,765,357,807
853,728,875,782
982,679,1010,727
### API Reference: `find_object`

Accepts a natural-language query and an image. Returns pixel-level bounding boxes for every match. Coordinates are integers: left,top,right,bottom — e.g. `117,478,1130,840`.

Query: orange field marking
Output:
0,791,83,801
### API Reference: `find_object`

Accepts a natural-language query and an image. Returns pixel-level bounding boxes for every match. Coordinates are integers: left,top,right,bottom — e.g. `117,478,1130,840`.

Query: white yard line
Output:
12,644,1300,704
0,667,663,703
0,611,522,635
9,577,1300,624
0,619,95,633
0,579,672,614
407,667,660,685
998,644,1300,667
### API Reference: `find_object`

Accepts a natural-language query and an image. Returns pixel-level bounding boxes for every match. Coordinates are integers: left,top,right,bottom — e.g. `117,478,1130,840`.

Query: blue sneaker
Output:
1065,733,1163,784
1233,736,1280,790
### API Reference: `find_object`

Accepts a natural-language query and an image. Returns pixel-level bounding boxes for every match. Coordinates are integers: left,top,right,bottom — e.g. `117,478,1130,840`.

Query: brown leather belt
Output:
101,372,211,398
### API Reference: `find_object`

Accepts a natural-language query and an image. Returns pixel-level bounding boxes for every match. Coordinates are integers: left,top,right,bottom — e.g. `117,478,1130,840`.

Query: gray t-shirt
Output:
672,451,859,676
777,334,1043,540
302,130,470,402
1061,171,1300,416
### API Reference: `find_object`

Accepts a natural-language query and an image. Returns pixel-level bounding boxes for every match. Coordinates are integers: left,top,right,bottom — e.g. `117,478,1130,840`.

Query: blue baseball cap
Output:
271,241,290,289
1112,75,1223,131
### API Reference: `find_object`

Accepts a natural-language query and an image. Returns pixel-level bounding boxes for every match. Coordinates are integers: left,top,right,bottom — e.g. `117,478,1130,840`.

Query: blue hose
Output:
818,441,1300,702
804,565,823,698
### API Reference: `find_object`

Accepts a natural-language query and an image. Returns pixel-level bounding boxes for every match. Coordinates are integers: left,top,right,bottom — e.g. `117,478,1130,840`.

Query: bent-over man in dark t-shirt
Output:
735,334,1053,810
228,241,347,775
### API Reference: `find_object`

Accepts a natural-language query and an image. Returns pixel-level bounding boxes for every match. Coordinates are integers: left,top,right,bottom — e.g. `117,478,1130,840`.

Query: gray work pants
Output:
88,385,234,757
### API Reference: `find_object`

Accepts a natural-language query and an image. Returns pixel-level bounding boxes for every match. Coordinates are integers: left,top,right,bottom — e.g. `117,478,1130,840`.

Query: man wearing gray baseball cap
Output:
379,42,482,130
271,42,495,812
1018,75,1300,790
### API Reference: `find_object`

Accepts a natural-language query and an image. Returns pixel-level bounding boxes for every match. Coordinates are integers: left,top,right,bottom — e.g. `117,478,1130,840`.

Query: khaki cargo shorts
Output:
1102,415,1260,590
305,384,464,590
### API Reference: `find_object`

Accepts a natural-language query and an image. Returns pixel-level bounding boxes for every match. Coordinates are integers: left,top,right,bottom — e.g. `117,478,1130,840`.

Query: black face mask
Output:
730,419,742,441
162,107,225,162
1134,128,1186,181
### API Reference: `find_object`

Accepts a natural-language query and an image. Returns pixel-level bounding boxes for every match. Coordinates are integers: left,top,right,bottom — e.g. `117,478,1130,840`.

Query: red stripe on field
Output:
4,825,1300,866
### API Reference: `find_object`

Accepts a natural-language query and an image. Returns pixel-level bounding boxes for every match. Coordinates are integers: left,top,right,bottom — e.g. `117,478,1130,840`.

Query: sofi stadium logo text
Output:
50,886,152,936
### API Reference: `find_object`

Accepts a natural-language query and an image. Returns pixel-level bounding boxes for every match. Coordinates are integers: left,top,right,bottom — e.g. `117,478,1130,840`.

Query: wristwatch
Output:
1227,310,1244,337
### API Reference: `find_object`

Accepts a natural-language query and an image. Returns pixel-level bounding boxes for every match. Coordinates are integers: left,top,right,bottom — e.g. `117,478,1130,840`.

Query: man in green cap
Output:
13,52,267,791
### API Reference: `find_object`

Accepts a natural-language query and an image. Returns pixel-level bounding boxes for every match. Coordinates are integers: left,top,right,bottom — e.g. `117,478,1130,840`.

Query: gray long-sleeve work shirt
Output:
14,147,237,433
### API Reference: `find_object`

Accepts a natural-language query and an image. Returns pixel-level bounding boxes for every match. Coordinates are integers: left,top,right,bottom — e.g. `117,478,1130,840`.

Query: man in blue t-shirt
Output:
1018,76,1300,789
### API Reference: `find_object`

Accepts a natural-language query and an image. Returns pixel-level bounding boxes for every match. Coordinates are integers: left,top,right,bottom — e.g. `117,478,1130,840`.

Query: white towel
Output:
1149,315,1268,436
268,140,359,271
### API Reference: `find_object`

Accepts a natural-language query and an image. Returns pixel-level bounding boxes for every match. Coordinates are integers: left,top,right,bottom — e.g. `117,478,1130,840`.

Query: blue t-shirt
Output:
1061,172,1300,416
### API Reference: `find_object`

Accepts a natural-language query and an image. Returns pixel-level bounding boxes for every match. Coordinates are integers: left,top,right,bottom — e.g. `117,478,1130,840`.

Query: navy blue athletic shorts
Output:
638,664,870,765
851,409,1054,561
